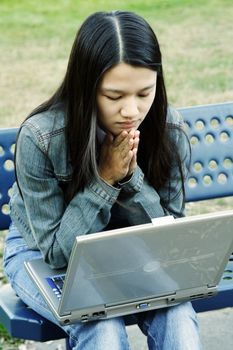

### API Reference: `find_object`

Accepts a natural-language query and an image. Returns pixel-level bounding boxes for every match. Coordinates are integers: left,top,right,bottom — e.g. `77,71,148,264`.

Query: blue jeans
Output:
3,224,202,350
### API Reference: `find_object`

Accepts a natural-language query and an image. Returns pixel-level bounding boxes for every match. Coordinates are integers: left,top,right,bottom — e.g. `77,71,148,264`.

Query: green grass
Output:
0,0,233,127
186,197,233,216
0,323,24,349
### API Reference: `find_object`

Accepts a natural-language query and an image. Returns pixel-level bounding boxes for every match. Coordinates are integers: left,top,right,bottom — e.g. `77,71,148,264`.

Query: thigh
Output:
138,302,202,350
3,224,61,324
64,317,130,350
3,225,131,350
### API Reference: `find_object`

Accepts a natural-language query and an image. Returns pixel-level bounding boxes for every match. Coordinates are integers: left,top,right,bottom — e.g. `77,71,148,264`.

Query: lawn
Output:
0,0,233,127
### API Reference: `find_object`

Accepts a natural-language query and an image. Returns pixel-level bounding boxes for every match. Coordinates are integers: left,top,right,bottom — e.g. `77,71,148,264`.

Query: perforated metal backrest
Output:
178,102,233,202
0,128,18,230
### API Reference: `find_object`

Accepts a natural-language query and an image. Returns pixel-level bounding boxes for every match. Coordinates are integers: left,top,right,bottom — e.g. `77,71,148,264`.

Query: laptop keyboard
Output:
46,274,66,299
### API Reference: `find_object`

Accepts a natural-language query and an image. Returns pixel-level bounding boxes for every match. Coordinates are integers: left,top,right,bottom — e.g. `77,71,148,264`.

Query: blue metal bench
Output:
180,101,233,312
0,101,233,346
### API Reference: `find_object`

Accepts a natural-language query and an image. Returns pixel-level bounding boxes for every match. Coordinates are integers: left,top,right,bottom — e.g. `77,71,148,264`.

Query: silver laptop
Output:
25,210,233,325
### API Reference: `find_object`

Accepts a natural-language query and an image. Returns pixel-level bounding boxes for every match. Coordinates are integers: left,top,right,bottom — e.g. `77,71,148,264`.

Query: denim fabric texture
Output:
3,225,202,350
3,104,202,348
9,105,187,269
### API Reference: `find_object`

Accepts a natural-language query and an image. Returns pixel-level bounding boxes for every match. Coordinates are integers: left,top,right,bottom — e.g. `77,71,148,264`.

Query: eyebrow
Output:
101,83,156,94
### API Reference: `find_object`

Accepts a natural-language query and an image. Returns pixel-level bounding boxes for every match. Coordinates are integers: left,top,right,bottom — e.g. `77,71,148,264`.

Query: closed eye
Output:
138,93,150,98
138,87,155,98
105,95,122,101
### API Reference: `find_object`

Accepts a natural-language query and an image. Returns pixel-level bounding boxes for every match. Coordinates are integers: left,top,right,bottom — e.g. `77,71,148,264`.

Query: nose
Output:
120,97,139,118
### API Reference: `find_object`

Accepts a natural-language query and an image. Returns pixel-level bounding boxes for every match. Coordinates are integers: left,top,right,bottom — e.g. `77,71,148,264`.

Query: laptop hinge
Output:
168,286,217,304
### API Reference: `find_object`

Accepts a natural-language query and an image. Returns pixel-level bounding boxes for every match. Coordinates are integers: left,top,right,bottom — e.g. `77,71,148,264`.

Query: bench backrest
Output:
0,102,233,231
0,128,18,230
180,101,233,201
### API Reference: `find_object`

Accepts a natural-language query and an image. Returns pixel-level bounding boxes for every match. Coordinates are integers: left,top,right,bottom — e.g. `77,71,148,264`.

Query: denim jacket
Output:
10,105,188,269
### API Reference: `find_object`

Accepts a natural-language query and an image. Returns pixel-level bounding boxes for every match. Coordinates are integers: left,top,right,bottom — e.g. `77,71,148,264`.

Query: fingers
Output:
112,132,134,162
113,131,128,147
119,129,140,161
125,130,140,177
129,129,140,153
114,129,140,150
99,129,140,184
127,150,137,176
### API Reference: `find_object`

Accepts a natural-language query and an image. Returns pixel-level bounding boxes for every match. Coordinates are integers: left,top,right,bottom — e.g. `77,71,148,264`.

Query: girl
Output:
3,10,202,350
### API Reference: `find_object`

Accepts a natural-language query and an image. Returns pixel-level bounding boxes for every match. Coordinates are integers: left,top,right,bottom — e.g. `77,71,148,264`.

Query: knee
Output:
66,317,129,350
92,317,127,338
169,302,198,323
144,303,201,349
145,302,199,334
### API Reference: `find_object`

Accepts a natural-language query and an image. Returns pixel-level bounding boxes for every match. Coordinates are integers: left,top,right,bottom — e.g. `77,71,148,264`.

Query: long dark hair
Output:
18,11,187,205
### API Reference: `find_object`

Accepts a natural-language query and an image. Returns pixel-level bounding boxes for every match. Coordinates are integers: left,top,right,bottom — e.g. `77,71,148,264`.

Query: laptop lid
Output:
57,210,233,322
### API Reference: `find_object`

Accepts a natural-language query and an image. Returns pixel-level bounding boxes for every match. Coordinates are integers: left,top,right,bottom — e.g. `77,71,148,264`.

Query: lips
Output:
118,121,137,129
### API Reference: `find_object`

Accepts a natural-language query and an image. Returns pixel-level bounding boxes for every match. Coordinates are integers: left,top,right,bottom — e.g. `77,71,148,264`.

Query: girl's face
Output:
97,63,157,136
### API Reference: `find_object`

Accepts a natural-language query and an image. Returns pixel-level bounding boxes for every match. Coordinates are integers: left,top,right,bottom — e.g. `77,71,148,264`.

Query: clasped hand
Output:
98,129,140,186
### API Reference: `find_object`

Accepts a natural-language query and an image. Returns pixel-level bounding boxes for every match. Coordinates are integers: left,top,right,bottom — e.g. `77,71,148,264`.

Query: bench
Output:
0,101,233,348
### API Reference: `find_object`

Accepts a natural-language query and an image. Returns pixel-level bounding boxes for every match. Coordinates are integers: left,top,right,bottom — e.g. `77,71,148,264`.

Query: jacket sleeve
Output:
14,125,121,268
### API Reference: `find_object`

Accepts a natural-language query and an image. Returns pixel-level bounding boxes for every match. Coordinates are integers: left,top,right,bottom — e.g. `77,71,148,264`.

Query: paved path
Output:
17,308,233,349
